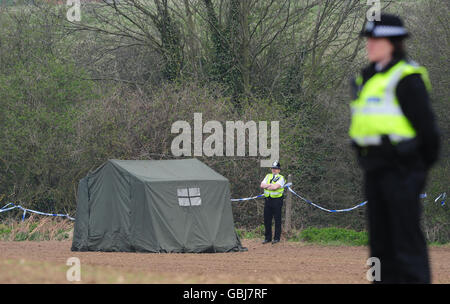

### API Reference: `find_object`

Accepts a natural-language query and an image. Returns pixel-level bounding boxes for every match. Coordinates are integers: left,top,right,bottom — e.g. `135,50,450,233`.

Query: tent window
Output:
190,197,201,206
178,197,191,207
177,188,188,197
177,187,201,206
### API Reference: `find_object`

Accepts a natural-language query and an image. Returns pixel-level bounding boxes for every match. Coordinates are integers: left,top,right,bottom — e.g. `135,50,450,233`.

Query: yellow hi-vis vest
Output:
263,173,285,198
349,60,431,147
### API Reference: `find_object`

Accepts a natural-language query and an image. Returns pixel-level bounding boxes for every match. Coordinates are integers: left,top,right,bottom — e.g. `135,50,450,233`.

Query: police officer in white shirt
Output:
260,161,285,244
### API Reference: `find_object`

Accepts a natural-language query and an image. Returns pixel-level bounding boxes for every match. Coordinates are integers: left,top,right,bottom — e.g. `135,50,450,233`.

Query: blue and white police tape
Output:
230,183,293,202
230,194,265,202
230,183,366,213
231,184,446,212
0,202,75,221
420,192,447,206
1,188,445,221
285,186,367,213
434,192,447,206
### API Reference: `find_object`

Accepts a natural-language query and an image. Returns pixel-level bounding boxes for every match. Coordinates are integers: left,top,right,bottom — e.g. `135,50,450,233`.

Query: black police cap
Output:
361,13,409,39
271,161,281,169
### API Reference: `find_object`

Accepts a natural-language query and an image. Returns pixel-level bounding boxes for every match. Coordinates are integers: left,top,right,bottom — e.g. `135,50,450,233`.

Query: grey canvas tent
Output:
71,159,246,253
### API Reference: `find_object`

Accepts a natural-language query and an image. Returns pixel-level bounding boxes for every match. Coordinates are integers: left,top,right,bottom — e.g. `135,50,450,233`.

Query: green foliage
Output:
0,8,96,212
0,216,73,241
295,227,369,246
236,225,265,239
155,3,183,81
422,197,450,244
14,232,29,241
0,224,12,239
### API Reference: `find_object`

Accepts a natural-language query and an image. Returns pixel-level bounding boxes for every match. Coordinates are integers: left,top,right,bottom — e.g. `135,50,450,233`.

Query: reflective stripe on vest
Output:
349,60,431,147
263,173,285,198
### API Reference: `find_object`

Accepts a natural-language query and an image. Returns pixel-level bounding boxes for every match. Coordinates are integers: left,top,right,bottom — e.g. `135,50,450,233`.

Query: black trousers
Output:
364,167,431,283
264,197,283,241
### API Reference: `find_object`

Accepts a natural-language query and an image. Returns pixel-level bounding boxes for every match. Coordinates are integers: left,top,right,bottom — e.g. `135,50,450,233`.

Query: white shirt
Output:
262,174,285,187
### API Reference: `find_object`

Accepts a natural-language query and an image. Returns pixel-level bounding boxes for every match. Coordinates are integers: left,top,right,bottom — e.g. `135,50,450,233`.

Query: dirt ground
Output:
0,240,449,284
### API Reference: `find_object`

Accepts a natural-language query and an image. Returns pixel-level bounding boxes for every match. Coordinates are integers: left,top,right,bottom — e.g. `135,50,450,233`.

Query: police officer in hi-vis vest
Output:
260,161,285,244
349,14,440,283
